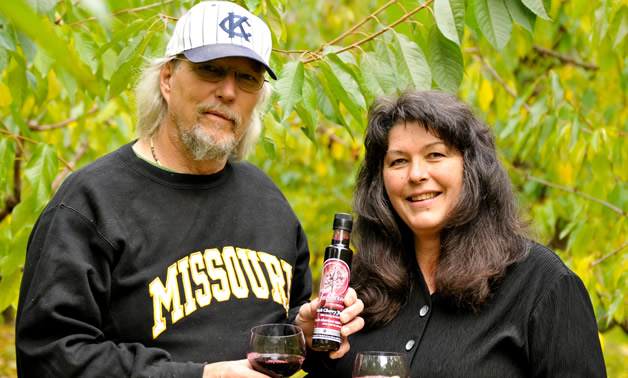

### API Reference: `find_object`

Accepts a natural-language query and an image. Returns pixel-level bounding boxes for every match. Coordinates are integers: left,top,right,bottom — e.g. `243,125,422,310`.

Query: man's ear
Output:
160,61,174,103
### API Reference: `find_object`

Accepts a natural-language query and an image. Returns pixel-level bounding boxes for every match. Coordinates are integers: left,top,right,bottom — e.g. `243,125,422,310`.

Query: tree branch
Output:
506,162,626,216
470,53,530,112
63,0,177,26
52,139,89,192
313,0,398,56
0,129,75,171
533,45,598,70
591,240,628,266
28,105,99,131
302,0,434,64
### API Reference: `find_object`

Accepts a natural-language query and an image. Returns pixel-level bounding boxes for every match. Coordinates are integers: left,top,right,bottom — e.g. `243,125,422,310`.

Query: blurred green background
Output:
0,0,626,376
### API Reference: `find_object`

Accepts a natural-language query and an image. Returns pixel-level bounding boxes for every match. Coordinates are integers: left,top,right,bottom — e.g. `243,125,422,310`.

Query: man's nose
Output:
215,71,238,102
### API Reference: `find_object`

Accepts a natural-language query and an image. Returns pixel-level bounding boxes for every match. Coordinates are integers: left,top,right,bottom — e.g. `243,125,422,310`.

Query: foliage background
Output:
0,0,626,376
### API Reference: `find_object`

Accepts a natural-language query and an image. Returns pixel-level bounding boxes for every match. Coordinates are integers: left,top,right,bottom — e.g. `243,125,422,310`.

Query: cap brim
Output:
183,44,277,80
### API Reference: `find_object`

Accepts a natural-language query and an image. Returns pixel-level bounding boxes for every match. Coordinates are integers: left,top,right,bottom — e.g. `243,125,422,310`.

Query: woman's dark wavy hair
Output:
352,90,530,328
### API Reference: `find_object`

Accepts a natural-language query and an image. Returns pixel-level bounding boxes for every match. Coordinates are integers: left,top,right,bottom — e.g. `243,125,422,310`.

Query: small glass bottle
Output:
311,212,354,352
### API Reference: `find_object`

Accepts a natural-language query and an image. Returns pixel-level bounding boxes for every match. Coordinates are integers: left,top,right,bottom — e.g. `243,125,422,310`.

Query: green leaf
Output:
265,2,286,43
0,47,8,73
427,26,464,93
295,102,317,145
537,115,555,151
4,227,30,276
262,111,286,152
74,31,98,73
0,270,21,313
0,138,16,201
33,47,54,76
108,56,140,99
319,58,363,127
26,0,56,14
475,0,513,50
465,0,482,40
569,114,582,149
528,94,548,126
374,36,397,67
605,290,624,328
392,33,432,90
6,56,27,107
116,32,145,67
550,71,564,105
360,51,398,95
522,0,551,20
312,73,339,125
277,60,305,122
17,31,37,64
505,0,536,33
315,61,351,131
24,143,58,210
610,6,628,48
434,0,465,45
0,0,102,95
94,19,151,58
294,72,319,145
245,0,260,12
0,20,17,51
57,66,78,103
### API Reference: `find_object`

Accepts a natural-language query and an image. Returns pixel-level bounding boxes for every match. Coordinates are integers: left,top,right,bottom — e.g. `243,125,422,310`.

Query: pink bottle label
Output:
313,258,350,342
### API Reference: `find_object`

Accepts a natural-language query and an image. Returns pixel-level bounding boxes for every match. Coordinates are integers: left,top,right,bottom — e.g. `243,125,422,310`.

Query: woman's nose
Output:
408,160,429,183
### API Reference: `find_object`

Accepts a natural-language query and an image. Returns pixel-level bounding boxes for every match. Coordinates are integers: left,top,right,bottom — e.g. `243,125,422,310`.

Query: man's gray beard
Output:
174,104,243,161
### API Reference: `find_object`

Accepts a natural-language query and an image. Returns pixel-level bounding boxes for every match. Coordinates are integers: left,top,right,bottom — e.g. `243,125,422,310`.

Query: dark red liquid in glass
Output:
247,353,305,377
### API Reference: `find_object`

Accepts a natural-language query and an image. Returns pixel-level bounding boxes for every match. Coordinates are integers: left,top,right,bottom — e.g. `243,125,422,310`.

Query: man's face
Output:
161,57,264,161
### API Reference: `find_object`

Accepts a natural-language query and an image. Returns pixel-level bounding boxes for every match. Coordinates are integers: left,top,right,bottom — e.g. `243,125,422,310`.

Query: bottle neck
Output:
332,229,351,248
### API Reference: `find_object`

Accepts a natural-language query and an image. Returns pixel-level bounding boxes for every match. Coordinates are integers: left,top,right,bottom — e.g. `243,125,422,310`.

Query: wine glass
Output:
352,351,409,378
247,323,306,378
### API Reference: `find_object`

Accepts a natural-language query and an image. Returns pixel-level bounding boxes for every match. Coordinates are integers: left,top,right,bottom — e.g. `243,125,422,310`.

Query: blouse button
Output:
405,339,415,351
419,305,429,317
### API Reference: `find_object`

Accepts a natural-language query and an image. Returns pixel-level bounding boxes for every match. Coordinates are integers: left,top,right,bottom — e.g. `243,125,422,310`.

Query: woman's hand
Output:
296,287,365,359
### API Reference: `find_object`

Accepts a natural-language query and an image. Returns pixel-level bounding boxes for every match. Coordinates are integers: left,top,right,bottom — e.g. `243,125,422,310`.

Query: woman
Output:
306,90,606,377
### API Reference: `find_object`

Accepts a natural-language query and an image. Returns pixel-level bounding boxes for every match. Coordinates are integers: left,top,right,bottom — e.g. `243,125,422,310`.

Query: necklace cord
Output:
150,138,163,166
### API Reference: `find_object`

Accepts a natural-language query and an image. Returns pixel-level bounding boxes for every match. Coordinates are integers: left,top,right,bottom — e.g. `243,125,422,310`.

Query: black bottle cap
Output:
333,213,353,231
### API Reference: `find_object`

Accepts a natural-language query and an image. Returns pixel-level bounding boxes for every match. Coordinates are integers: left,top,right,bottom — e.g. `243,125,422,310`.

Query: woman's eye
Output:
428,152,445,158
390,158,406,166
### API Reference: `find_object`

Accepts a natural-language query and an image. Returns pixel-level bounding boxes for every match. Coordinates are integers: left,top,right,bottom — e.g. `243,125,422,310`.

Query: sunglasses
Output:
176,58,267,92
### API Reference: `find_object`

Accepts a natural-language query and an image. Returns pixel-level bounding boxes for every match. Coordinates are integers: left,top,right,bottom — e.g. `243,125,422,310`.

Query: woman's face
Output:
383,121,464,240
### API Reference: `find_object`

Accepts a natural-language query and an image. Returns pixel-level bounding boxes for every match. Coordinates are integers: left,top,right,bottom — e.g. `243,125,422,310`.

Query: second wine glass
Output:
352,351,409,378
246,323,306,378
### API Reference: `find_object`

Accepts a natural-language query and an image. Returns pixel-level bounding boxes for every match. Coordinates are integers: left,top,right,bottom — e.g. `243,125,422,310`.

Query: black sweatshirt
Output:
16,142,312,377
305,242,606,377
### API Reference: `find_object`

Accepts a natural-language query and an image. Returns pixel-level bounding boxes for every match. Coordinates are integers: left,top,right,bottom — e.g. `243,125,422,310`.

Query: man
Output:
15,2,363,377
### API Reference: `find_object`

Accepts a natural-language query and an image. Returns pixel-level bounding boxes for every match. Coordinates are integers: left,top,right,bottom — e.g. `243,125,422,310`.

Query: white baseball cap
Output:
165,1,277,79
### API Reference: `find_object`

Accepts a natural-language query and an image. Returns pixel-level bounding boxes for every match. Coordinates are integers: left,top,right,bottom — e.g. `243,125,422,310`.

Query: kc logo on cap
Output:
220,12,251,40
165,1,277,79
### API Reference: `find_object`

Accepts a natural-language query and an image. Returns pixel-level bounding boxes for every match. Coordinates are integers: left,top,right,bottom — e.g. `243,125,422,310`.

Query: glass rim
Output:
250,323,304,336
356,351,407,357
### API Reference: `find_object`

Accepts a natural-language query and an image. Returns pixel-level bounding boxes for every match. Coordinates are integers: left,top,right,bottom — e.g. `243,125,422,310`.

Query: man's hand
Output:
202,359,268,377
296,287,365,359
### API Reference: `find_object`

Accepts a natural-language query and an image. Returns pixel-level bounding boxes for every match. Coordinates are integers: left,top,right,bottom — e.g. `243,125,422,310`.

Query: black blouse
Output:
305,242,606,377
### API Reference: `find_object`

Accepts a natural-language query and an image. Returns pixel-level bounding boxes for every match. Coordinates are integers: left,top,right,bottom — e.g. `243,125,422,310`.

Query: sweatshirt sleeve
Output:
528,271,607,377
16,205,205,378
287,222,313,324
